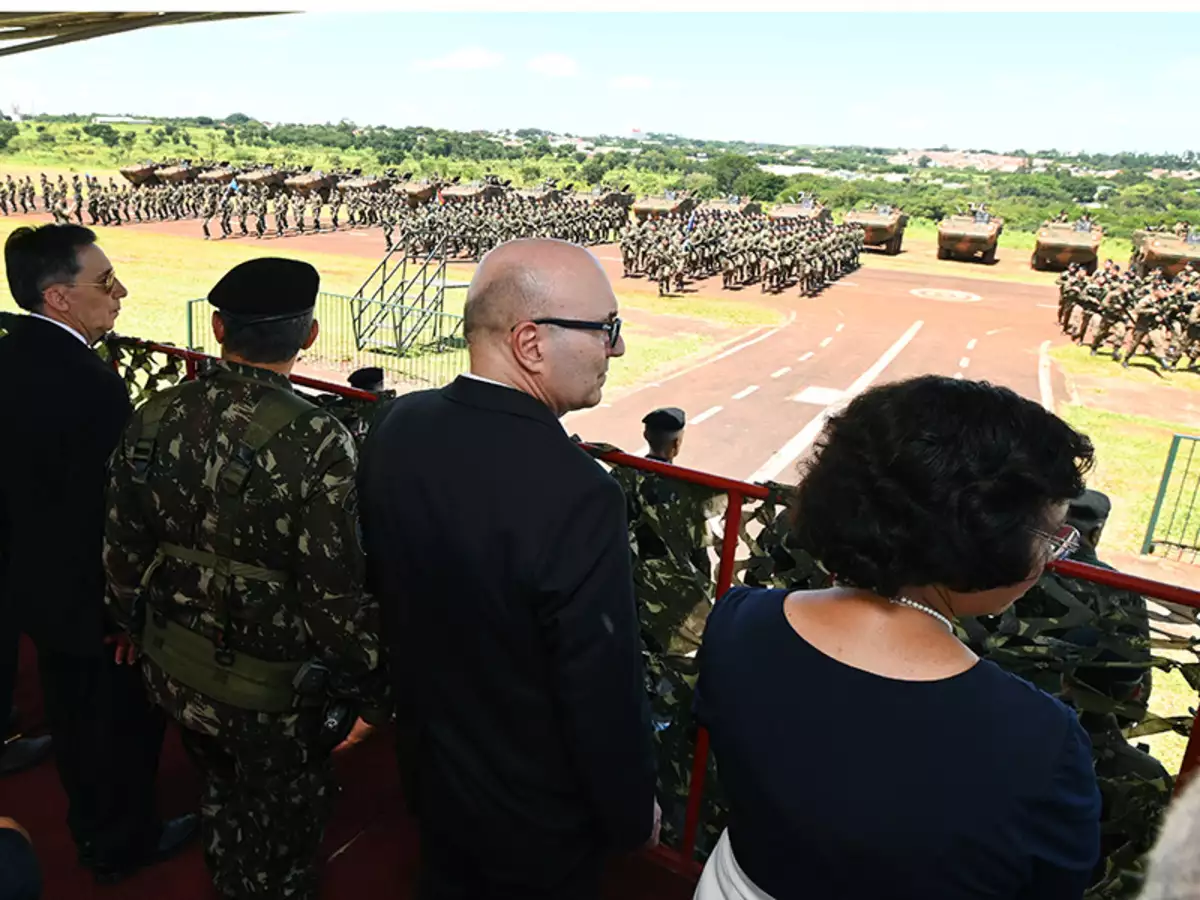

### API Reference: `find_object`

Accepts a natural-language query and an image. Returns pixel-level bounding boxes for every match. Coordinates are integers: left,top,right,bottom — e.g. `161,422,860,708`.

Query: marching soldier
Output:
103,258,389,900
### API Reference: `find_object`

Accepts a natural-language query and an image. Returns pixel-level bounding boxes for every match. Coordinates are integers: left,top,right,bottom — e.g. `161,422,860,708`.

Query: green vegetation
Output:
1056,403,1180,557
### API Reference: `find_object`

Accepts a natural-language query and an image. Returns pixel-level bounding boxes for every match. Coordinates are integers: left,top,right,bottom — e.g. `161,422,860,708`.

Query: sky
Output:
2,12,1199,155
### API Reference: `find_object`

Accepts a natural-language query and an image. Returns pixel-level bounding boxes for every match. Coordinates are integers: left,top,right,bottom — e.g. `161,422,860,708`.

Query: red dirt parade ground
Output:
5,216,1069,900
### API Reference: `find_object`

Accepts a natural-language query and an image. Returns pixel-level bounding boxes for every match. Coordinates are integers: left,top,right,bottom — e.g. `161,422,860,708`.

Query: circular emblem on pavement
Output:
909,288,982,303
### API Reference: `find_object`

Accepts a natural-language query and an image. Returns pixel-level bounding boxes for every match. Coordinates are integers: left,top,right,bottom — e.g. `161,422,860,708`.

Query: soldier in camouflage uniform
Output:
608,408,728,856
103,258,389,900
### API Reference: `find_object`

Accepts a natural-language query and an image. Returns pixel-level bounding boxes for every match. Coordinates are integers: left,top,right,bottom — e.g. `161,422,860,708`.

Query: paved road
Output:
565,266,1063,485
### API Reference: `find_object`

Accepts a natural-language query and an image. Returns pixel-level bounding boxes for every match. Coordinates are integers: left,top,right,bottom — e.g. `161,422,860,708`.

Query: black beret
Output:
208,257,319,320
1067,489,1111,528
348,367,384,391
642,407,686,432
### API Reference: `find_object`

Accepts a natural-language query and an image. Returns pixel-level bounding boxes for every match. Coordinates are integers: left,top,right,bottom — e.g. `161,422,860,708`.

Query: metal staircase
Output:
352,236,461,354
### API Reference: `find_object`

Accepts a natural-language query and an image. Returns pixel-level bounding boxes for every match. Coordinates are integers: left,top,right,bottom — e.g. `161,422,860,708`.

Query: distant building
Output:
90,115,151,125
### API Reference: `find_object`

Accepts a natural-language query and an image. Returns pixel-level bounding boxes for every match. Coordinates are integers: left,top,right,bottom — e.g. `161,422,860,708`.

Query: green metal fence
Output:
1143,434,1200,561
186,290,470,391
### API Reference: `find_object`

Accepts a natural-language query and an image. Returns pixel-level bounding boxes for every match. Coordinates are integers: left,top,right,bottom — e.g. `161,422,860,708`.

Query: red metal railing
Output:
112,338,1200,883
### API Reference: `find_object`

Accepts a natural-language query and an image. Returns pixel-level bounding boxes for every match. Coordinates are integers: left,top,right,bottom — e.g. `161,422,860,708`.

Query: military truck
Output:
1130,228,1200,279
700,195,763,216
119,162,159,186
339,167,393,193
936,206,1004,263
843,204,908,255
632,190,697,222
768,193,832,224
1031,219,1102,273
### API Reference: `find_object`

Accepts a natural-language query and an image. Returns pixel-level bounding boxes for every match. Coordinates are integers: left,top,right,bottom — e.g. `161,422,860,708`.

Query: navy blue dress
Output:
693,587,1101,900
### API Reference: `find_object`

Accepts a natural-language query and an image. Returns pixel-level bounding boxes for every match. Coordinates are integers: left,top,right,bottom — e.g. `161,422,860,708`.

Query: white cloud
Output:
610,75,653,91
412,47,503,72
526,53,578,78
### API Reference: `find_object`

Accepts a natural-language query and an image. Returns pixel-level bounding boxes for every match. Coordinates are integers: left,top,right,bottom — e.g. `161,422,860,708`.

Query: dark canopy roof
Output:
0,12,288,58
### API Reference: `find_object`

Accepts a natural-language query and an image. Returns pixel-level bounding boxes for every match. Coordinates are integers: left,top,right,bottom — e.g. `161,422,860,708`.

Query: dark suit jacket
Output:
359,375,656,883
0,314,132,656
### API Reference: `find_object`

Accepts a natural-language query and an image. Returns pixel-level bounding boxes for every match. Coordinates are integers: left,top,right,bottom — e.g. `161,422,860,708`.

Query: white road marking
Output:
966,338,977,350
708,320,791,363
985,327,1010,336
959,357,970,368
1036,303,1058,309
820,337,833,348
798,351,814,362
1038,340,1054,411
732,385,759,400
953,372,964,380
770,366,791,379
835,323,845,332
833,281,858,287
747,320,924,483
691,405,723,425
793,386,845,405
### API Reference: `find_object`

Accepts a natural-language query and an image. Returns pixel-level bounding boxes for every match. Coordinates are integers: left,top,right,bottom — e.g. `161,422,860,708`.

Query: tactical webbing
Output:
157,542,287,584
141,614,310,714
208,387,316,638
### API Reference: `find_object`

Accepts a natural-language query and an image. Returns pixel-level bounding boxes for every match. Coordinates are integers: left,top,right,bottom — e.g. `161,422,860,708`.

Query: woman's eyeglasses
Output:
521,316,622,348
1031,524,1080,562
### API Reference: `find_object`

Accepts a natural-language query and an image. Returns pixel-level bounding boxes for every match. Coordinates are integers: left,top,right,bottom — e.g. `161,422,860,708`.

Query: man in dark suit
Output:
0,225,196,883
360,238,659,900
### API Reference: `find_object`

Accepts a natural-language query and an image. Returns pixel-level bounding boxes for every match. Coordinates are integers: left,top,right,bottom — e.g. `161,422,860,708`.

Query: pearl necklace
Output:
891,596,955,633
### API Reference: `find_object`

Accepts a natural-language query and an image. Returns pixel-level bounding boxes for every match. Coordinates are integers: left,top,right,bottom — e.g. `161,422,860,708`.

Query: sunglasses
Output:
72,270,120,295
521,316,622,348
1031,524,1081,563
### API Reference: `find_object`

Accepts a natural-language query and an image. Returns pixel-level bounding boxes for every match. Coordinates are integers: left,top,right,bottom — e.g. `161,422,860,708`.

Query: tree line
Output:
1,114,1198,238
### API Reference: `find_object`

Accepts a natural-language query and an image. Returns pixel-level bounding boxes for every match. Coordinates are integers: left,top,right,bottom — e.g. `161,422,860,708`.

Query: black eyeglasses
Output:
525,316,622,348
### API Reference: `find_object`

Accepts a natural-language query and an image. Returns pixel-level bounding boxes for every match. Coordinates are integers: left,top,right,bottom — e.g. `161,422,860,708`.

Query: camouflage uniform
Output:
104,357,387,900
609,459,727,857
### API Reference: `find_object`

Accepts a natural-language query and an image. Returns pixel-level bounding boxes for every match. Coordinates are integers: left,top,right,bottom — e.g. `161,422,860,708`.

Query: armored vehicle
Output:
1130,228,1200,279
515,177,568,205
937,206,1004,263
284,167,337,197
153,161,198,185
1031,219,1102,273
440,174,508,204
237,167,288,191
843,204,908,255
571,185,636,209
632,190,697,222
768,193,832,224
197,162,239,186
700,195,763,216
119,162,159,186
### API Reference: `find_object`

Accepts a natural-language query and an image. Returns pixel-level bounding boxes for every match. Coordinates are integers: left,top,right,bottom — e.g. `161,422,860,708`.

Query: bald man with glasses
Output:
360,238,658,899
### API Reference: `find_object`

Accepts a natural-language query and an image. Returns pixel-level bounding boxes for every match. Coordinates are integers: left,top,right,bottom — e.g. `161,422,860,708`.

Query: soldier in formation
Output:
1057,260,1200,369
619,209,862,297
104,257,389,899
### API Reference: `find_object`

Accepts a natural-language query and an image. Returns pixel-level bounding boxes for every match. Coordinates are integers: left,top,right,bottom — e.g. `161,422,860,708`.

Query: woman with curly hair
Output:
693,374,1101,900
